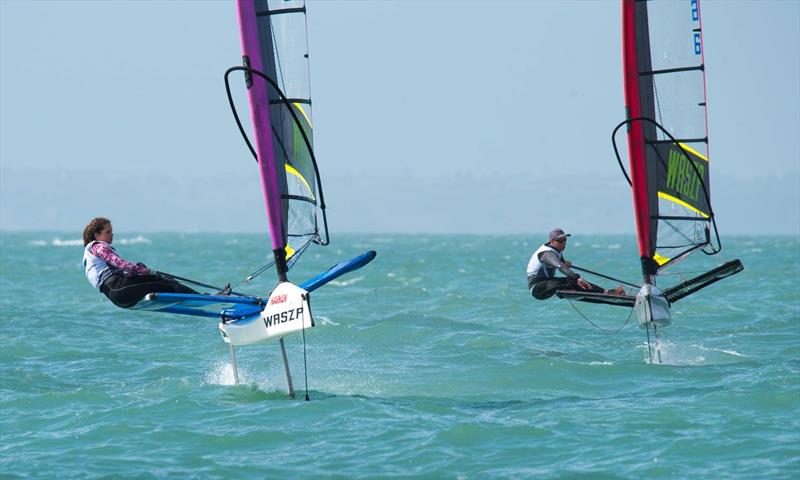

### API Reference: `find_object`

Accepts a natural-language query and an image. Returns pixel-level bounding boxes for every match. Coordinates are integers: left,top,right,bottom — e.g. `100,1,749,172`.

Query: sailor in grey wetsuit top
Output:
527,228,612,300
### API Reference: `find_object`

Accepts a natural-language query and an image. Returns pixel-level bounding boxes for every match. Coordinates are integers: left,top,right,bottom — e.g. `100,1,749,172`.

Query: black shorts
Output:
530,277,604,300
100,273,198,308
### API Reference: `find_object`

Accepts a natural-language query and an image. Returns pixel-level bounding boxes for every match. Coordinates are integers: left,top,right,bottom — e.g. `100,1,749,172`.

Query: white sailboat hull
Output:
218,282,314,346
634,284,671,327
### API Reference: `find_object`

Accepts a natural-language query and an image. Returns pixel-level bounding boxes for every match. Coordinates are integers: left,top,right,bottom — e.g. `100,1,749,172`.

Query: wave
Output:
27,236,152,247
644,340,746,366
316,315,339,326
116,236,152,245
329,276,363,287
51,238,82,247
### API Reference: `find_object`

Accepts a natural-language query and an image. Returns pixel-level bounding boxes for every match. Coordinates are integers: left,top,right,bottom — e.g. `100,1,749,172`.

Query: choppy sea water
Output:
1,232,798,478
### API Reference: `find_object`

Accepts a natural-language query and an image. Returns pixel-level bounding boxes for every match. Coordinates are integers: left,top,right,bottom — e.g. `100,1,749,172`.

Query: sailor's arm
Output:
539,251,579,280
91,243,150,275
540,252,593,289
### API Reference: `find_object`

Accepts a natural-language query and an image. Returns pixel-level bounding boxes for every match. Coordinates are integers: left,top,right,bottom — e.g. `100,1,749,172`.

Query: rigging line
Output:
660,217,697,247
654,242,708,272
567,299,634,332
224,70,258,160
658,270,708,276
224,66,330,246
653,78,665,131
156,271,247,297
611,124,632,186
239,259,276,286
702,219,722,256
235,237,315,289
571,265,640,289
286,238,314,269
301,294,310,402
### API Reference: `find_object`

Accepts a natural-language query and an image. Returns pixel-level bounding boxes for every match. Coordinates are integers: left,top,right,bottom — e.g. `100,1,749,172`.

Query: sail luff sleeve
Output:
236,0,287,252
622,0,653,275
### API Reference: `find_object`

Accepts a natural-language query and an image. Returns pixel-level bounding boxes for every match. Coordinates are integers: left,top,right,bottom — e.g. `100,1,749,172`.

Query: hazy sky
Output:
1,0,798,235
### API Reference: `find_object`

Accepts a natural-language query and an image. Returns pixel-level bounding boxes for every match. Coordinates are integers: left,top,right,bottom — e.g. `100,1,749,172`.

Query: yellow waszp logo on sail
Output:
660,143,710,217
664,144,707,205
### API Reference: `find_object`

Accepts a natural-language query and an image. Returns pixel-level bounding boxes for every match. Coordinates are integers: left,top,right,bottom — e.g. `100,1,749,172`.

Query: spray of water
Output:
643,340,745,366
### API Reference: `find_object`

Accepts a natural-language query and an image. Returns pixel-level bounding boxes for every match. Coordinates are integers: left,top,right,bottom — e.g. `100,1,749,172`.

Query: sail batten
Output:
647,138,707,145
256,6,306,16
640,65,703,76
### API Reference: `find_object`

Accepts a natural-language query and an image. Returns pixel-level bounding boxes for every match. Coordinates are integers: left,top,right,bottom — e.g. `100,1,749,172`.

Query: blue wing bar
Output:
129,250,376,320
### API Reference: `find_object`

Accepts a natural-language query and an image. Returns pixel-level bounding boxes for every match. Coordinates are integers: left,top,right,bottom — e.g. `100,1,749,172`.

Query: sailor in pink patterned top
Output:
88,242,151,276
82,217,198,308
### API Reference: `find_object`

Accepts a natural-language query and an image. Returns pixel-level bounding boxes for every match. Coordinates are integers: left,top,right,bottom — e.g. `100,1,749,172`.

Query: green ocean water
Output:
1,232,798,479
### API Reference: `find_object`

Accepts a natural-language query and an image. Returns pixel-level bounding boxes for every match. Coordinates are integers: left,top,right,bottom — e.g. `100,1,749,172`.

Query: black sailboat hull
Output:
556,259,743,308
662,259,743,304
